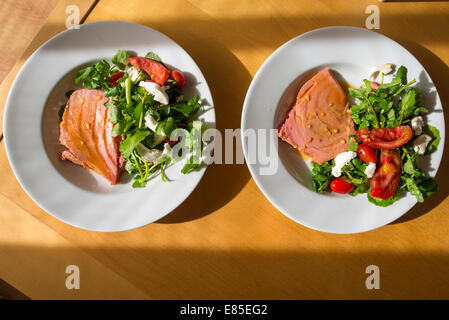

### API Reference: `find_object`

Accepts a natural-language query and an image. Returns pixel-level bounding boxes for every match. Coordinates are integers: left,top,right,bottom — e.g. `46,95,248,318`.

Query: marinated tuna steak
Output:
278,68,355,164
59,89,124,184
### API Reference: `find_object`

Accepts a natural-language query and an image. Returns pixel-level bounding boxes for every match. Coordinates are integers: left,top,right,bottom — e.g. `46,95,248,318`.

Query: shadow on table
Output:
388,40,449,224
5,244,449,299
157,33,253,224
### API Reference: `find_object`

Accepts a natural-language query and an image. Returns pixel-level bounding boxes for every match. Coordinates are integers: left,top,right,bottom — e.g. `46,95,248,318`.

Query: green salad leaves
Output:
311,65,440,206
72,50,206,188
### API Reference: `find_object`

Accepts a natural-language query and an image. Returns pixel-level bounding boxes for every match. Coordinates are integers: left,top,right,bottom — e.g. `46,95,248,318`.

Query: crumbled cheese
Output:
370,63,394,79
331,151,357,177
136,143,172,163
364,162,377,178
413,134,432,155
139,81,169,105
126,66,144,83
411,116,424,136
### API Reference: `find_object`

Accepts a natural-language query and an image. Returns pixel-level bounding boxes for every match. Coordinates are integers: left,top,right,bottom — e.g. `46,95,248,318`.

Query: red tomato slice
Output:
370,149,402,199
110,72,125,87
126,56,169,86
330,177,354,194
357,144,377,164
170,70,186,87
356,125,413,149
370,81,379,92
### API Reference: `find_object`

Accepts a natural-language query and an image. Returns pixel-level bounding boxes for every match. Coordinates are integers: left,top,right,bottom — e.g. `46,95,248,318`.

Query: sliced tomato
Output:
170,70,186,87
370,81,380,92
356,125,413,149
109,72,125,87
370,149,402,199
126,56,169,86
357,144,377,164
330,177,354,194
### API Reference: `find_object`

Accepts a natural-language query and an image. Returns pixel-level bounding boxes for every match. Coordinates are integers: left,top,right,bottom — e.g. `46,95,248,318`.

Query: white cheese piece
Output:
144,114,166,146
413,134,432,155
364,162,377,178
139,81,169,105
370,63,393,79
411,116,424,136
126,66,143,83
136,143,172,164
331,151,357,177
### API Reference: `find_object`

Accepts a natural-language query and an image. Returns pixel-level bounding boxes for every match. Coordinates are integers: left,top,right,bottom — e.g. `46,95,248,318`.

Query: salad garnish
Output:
72,50,206,188
312,65,440,206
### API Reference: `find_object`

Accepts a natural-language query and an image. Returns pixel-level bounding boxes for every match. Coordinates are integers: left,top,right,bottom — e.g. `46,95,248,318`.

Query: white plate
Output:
4,20,215,232
241,26,445,234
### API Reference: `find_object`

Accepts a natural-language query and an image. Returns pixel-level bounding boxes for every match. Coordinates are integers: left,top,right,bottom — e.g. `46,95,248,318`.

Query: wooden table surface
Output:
1,0,449,299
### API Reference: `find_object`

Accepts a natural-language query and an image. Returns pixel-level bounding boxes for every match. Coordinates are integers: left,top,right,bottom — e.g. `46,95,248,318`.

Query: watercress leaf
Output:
112,50,131,70
109,105,121,124
132,178,147,188
414,107,429,115
348,134,359,152
95,59,110,73
181,155,199,174
311,161,333,193
133,102,144,121
111,122,124,137
75,66,93,84
406,177,424,202
104,86,120,97
395,65,408,85
163,117,177,136
146,108,161,122
145,51,162,63
119,129,150,158
348,88,366,100
124,159,138,175
399,89,416,121
141,131,155,149
424,125,440,154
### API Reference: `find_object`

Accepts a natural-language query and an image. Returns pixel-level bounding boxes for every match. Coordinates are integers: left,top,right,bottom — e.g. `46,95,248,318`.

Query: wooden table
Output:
1,0,449,299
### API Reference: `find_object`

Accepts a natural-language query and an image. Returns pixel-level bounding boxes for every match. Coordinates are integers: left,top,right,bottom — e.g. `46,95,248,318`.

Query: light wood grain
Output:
0,189,149,299
0,0,96,136
0,0,449,299
0,0,58,85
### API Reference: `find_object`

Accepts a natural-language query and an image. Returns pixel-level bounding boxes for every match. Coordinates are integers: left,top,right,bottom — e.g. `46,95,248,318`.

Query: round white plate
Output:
4,20,215,232
241,26,445,234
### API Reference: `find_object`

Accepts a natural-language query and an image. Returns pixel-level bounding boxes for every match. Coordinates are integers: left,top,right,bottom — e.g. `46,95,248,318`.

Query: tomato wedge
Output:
170,70,186,87
109,71,124,87
330,177,354,194
356,125,413,149
126,56,169,86
357,144,377,164
370,149,402,199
